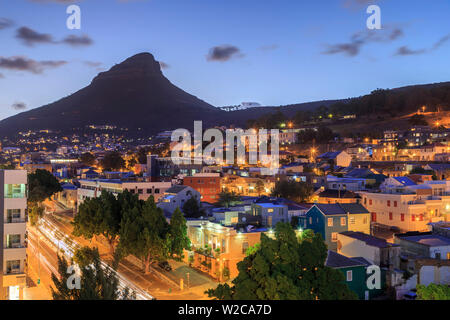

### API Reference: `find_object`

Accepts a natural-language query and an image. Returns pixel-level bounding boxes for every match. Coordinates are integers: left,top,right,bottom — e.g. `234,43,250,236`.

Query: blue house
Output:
302,203,370,251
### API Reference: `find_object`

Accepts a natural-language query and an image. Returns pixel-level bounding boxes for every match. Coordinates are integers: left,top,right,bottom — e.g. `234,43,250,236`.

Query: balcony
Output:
5,217,27,224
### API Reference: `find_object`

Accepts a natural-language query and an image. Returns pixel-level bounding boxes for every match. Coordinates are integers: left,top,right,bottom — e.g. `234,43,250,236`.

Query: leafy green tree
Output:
271,180,313,203
245,243,260,256
216,190,241,208
28,169,63,204
417,283,450,300
28,205,44,226
72,191,123,255
51,247,135,300
206,223,357,300
27,169,62,225
119,196,170,274
169,207,191,260
100,151,125,171
182,196,203,218
80,152,96,167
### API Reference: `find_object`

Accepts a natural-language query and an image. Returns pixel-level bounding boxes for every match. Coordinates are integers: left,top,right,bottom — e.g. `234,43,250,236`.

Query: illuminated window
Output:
340,217,346,226
346,270,352,282
328,218,333,227
331,232,338,242
4,184,26,199
267,209,274,213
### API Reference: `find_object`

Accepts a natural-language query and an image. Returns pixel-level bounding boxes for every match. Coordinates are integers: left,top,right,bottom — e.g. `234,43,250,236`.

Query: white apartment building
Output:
0,170,27,300
77,179,171,208
359,186,449,232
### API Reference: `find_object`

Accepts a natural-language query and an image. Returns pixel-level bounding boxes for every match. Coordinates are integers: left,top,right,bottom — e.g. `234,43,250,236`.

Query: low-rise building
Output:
77,178,171,207
182,173,221,204
303,203,371,251
158,185,201,214
360,187,449,232
251,202,289,228
337,231,400,268
184,220,266,280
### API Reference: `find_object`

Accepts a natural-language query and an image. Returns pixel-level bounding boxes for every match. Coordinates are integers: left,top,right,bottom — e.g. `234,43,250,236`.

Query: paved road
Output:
45,210,215,300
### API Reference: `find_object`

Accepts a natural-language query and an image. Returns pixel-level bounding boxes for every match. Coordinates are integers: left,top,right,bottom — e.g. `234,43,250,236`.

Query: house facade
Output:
303,203,370,251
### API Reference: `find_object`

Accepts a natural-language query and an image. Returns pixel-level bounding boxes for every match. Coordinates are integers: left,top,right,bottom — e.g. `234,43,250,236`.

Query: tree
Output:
119,196,170,274
255,180,265,196
169,207,191,260
72,191,123,255
28,169,63,204
216,190,241,208
28,205,44,226
271,180,313,203
206,223,357,300
80,152,96,167
100,151,125,171
27,169,62,225
417,283,450,300
182,196,203,218
51,247,135,300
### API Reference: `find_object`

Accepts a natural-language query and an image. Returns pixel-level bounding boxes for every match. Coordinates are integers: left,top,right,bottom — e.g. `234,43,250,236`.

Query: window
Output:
387,200,391,207
7,209,21,223
242,242,249,254
389,212,393,220
129,189,135,194
154,189,160,194
4,184,26,199
411,215,415,222
371,212,377,222
267,209,274,213
146,189,152,194
394,201,398,207
401,213,405,222
328,218,333,227
6,234,21,248
350,217,355,225
6,260,20,274
331,232,338,242
222,239,226,253
309,217,312,224
138,189,143,194
369,199,372,206
346,270,353,282
340,217,346,226
435,252,441,259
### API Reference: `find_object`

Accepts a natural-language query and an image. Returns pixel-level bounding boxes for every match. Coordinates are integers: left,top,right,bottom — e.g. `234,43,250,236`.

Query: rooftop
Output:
314,203,369,216
396,232,450,247
325,250,367,268
340,231,398,248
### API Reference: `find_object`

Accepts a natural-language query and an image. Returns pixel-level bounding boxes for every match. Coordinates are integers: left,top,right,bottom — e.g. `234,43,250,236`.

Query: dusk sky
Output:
0,0,449,120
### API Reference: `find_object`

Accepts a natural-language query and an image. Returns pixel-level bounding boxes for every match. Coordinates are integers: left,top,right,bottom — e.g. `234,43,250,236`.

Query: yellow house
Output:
184,221,264,281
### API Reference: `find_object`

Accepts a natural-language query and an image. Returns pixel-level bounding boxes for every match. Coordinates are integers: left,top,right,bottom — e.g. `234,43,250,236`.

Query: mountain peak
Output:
92,52,163,84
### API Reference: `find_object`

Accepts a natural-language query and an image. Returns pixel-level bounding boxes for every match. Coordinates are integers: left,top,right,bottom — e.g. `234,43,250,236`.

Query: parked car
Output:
158,261,172,271
403,291,417,300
